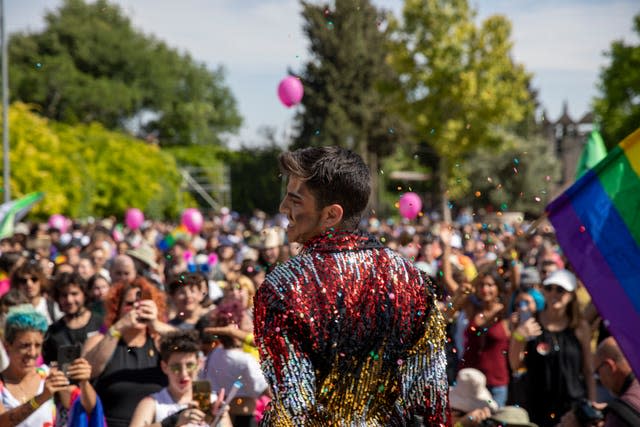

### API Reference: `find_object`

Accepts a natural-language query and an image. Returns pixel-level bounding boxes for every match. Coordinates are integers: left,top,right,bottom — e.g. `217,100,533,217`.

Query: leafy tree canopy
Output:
594,13,640,148
389,0,535,199
9,0,241,146
3,102,187,219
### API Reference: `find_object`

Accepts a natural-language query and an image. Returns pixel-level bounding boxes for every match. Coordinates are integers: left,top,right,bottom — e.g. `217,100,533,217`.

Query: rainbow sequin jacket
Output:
254,230,451,426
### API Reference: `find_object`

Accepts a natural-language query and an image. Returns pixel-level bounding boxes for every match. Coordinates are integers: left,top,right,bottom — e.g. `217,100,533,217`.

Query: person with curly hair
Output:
130,330,232,427
82,277,176,427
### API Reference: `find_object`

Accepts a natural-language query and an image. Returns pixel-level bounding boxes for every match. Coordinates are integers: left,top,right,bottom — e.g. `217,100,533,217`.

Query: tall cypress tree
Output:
293,0,406,210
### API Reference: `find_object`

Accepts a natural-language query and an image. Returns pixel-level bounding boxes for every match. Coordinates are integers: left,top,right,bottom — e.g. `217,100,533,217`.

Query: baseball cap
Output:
542,269,576,292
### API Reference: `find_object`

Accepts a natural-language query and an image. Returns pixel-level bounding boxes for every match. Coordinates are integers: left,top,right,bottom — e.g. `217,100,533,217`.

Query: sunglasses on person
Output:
16,276,39,285
168,361,198,375
543,284,567,294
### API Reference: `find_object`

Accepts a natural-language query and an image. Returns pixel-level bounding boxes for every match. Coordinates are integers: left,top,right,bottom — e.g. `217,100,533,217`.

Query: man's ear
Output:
322,204,344,229
160,360,168,376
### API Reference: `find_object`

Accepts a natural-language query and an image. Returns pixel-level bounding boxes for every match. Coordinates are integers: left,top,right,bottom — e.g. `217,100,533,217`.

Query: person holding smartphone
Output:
83,277,175,427
0,305,98,426
130,330,231,427
42,272,103,366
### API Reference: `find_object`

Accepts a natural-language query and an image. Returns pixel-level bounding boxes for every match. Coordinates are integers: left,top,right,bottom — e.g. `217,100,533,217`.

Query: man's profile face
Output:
279,176,324,244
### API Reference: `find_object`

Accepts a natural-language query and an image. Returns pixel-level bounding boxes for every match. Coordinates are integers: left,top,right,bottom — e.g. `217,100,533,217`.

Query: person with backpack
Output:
558,336,640,427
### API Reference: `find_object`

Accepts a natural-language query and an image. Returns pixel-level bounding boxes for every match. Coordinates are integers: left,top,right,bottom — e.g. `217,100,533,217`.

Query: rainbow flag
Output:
546,127,640,378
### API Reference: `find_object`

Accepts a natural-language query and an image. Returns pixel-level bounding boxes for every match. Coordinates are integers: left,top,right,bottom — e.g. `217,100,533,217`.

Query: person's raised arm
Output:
508,317,541,371
82,309,137,378
67,357,97,414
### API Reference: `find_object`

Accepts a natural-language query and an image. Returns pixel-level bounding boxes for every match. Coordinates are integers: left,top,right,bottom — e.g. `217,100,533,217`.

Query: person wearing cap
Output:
508,269,594,427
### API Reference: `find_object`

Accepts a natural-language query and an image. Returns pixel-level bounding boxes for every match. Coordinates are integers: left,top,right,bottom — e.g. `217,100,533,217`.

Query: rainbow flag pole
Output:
546,127,640,378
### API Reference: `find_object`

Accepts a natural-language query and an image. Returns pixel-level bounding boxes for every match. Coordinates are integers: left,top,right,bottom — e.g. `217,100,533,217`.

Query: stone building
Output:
542,101,594,194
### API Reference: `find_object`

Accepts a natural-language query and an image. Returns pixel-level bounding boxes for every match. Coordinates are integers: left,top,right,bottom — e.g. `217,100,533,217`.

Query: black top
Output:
525,326,587,427
93,334,167,427
42,311,104,364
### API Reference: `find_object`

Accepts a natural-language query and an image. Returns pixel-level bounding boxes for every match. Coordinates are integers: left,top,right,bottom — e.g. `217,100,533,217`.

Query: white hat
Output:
542,269,576,292
126,245,159,270
449,368,499,413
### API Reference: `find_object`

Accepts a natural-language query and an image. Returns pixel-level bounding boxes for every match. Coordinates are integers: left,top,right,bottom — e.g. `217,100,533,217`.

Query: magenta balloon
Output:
398,192,422,220
277,76,304,107
48,214,69,233
181,208,204,234
125,208,145,230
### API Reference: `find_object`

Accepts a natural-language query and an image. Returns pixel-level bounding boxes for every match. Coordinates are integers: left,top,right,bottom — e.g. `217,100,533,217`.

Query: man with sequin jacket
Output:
254,146,451,426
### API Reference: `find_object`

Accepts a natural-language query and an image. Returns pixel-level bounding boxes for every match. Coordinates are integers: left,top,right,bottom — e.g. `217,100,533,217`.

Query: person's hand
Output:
176,406,206,426
204,324,238,338
66,357,92,383
114,306,142,331
42,368,70,400
439,224,452,246
459,407,491,426
557,409,581,427
515,317,542,340
210,387,226,418
136,299,158,323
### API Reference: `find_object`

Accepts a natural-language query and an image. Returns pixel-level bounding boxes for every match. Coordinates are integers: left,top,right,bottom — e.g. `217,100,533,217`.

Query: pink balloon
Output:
125,208,145,230
181,208,203,234
48,214,69,233
277,76,304,107
398,192,422,220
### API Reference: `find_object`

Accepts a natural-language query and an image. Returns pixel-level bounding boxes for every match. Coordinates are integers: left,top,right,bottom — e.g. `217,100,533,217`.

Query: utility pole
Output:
1,0,9,203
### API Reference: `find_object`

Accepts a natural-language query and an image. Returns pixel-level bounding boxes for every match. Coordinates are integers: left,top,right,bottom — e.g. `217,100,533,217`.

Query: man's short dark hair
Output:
279,146,371,229
159,330,200,361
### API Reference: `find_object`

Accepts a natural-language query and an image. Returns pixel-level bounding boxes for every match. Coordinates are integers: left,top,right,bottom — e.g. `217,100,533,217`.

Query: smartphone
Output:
517,301,532,324
192,380,212,413
58,344,81,376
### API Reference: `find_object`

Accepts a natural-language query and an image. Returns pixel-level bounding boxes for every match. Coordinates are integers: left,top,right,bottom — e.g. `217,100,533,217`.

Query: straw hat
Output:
449,368,499,413
126,245,158,269
489,406,538,427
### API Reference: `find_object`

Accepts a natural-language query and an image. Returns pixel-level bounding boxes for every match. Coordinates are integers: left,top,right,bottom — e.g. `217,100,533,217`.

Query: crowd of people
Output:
0,150,637,426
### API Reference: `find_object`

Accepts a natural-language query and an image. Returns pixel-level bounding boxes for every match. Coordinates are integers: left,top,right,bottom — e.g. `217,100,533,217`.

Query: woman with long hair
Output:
458,267,511,407
82,277,175,427
509,269,594,427
11,262,61,326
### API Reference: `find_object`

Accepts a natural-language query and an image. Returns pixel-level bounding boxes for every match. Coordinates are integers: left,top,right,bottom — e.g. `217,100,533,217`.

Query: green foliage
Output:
389,0,535,199
458,132,560,216
219,143,284,215
9,0,241,146
2,103,185,219
594,14,640,148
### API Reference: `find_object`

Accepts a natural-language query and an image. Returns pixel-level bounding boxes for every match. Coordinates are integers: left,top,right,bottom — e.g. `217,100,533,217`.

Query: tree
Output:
292,0,408,209
2,103,187,219
459,132,560,216
594,13,640,148
389,0,534,219
8,0,241,146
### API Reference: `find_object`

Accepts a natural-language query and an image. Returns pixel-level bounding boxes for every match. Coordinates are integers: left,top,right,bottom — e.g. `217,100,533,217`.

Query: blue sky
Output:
6,0,639,148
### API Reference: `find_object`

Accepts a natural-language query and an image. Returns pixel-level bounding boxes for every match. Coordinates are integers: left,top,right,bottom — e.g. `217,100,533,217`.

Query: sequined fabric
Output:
254,230,451,426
